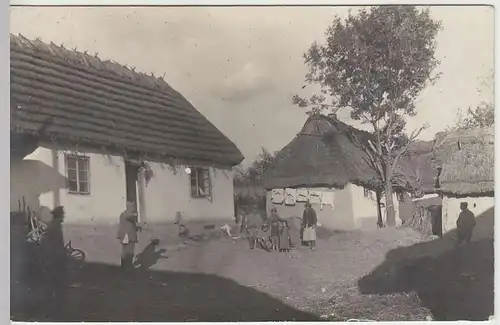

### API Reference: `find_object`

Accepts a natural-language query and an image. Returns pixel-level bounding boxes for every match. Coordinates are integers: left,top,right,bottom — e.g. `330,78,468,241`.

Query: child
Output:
268,208,281,252
279,220,291,252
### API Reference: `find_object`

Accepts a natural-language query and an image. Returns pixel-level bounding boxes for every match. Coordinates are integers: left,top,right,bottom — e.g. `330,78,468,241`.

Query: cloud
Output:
10,6,494,164
214,62,274,102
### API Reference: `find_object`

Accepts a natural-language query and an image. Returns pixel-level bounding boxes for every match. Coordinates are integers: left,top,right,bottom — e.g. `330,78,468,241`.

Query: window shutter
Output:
203,168,211,197
190,168,198,197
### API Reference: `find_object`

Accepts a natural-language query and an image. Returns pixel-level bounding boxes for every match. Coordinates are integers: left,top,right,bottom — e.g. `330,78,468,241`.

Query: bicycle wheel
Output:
69,249,86,262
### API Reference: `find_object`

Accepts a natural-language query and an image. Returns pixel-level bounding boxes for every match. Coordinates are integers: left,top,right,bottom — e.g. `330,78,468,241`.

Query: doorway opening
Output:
430,205,443,237
125,161,140,212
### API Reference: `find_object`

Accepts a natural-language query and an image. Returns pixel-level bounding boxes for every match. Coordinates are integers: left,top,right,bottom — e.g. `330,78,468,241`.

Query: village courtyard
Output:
9,5,494,323
11,212,494,322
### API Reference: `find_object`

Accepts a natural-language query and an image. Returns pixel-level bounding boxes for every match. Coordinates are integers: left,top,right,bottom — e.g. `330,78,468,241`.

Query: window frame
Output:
65,154,91,195
189,166,212,199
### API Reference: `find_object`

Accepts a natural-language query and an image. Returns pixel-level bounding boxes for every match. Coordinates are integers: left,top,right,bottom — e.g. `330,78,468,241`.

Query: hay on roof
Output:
263,115,419,191
10,34,243,166
433,126,494,196
407,141,439,193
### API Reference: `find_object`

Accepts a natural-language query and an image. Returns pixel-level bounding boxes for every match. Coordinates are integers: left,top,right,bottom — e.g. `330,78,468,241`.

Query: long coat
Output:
457,209,476,233
117,211,139,243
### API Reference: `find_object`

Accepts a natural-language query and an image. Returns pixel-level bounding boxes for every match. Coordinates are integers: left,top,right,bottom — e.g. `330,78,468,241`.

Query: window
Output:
363,188,371,198
190,167,211,198
66,155,90,194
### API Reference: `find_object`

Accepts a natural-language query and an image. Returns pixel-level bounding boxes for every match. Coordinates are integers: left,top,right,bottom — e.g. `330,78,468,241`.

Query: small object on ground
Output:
425,315,433,321
220,224,232,237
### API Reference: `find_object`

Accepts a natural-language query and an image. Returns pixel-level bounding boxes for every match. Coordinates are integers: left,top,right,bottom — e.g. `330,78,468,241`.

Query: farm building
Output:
10,34,244,225
404,140,443,236
408,140,440,194
263,114,419,231
432,126,495,233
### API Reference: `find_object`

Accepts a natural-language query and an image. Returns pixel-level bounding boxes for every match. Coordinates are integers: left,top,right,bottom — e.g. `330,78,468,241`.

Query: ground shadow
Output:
358,207,494,321
133,240,168,270
12,257,319,322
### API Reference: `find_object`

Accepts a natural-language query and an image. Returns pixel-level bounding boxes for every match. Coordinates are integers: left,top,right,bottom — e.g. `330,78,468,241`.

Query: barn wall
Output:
442,195,495,233
349,184,379,229
11,144,235,225
10,147,64,223
11,145,126,224
143,163,235,223
266,186,357,231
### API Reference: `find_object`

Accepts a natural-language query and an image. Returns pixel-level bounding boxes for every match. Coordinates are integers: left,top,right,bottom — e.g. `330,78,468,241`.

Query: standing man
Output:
302,202,318,250
41,206,67,316
456,202,476,246
117,202,141,270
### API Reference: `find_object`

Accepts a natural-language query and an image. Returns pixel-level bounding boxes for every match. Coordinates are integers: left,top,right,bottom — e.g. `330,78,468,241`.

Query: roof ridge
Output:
306,113,373,137
10,33,175,94
10,33,244,166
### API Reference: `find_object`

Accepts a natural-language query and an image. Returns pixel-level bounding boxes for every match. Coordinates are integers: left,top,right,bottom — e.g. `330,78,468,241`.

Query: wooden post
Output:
137,167,147,224
51,149,61,208
376,189,383,228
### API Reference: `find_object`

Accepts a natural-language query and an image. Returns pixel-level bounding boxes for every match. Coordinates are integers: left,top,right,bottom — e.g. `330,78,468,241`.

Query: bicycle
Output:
65,241,86,262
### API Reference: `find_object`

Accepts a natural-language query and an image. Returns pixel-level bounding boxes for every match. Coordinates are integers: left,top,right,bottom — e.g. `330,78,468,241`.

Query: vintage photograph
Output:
10,4,494,322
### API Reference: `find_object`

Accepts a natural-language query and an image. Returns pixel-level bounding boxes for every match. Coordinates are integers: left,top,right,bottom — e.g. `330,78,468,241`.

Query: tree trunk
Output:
385,163,396,227
376,189,384,228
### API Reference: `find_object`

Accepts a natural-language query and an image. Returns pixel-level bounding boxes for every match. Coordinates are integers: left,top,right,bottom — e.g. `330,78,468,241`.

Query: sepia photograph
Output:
9,4,494,322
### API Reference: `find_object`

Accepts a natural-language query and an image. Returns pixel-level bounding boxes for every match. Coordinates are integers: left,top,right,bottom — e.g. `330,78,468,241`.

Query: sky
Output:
10,5,494,165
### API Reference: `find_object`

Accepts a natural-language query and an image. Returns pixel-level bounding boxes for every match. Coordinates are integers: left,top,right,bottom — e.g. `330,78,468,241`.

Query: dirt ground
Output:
11,220,494,322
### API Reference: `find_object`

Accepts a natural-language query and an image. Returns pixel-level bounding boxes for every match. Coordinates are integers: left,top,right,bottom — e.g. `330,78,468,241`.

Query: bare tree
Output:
293,6,442,226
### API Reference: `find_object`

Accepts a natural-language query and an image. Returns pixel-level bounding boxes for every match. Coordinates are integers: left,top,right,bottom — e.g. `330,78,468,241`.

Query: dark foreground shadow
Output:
358,207,494,321
133,240,168,270
12,258,318,322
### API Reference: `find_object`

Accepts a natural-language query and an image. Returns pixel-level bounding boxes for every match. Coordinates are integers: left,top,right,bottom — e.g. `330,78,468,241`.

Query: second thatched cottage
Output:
10,34,244,225
263,114,419,231
432,126,495,233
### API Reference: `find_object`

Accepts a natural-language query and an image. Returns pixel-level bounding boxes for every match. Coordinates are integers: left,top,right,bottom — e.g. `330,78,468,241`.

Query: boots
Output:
250,237,256,249
121,255,134,271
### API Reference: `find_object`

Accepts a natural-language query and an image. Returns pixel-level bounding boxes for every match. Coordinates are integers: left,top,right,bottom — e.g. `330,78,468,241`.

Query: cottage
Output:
10,34,244,225
408,140,441,194
263,114,419,231
432,126,494,233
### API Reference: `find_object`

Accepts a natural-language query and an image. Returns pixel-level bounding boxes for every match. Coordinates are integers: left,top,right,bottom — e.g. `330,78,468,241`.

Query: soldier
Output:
456,202,476,246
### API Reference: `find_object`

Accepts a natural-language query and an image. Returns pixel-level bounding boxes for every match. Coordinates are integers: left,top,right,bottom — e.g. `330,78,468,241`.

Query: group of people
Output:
240,202,319,252
116,200,478,265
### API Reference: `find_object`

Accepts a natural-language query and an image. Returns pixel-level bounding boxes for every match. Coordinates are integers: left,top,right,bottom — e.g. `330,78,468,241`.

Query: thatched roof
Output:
10,34,244,167
263,115,419,191
407,140,439,193
432,126,494,196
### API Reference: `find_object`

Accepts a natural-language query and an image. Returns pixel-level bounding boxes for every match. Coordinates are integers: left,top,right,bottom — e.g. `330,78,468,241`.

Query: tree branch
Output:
390,124,427,175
